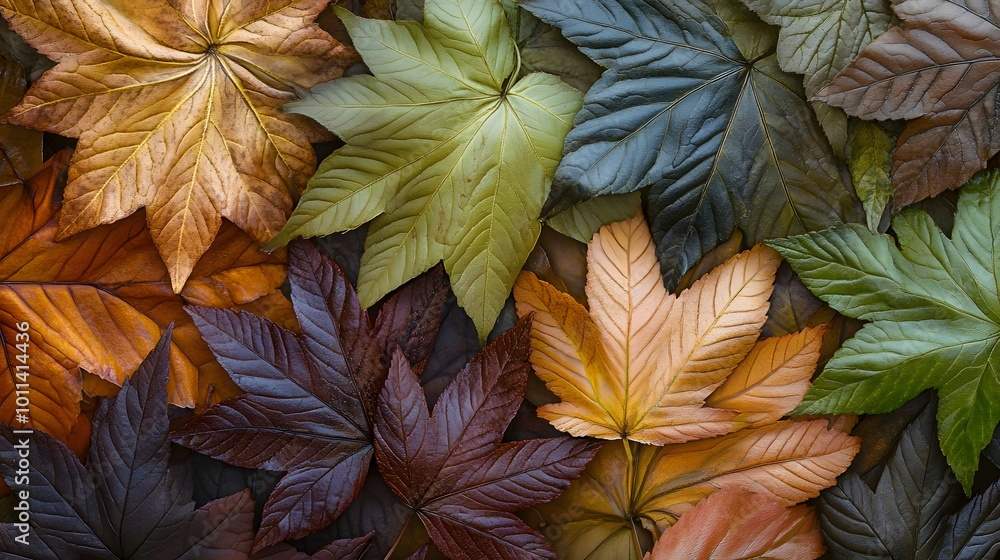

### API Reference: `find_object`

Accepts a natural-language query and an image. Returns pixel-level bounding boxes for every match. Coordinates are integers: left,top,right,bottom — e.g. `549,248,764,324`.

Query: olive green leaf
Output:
849,121,895,231
769,170,1000,493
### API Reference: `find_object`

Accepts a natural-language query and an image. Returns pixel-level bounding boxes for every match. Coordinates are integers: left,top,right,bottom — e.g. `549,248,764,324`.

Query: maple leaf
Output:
528,419,857,559
518,0,856,289
816,0,1000,207
513,212,822,444
769,170,1000,492
253,534,374,560
0,329,257,559
267,0,582,340
372,318,601,560
0,150,286,447
643,486,824,560
0,0,356,291
819,398,1000,559
172,241,448,552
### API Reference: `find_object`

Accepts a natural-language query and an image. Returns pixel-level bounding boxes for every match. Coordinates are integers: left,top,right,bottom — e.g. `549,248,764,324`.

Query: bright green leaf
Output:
768,171,1000,493
270,0,581,340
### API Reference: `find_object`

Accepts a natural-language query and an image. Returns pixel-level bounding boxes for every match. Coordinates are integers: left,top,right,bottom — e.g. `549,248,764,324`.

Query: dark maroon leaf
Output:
0,328,256,559
374,319,601,560
253,533,374,560
173,241,447,552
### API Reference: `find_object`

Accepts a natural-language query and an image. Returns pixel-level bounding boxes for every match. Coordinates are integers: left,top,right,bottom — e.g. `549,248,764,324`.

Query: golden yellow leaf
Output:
531,420,857,559
0,0,356,290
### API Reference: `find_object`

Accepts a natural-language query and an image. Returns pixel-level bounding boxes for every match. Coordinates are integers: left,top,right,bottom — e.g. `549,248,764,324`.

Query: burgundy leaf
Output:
173,241,447,551
374,318,601,560
0,328,255,559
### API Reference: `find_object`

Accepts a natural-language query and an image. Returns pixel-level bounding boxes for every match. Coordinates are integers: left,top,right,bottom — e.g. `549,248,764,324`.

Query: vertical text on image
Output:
11,320,32,545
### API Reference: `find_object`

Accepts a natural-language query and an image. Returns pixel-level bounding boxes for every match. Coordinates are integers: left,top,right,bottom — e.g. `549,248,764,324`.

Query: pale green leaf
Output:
272,0,581,340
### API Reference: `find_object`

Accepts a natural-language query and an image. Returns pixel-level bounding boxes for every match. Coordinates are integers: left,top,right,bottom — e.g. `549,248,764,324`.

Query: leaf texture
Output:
270,0,582,339
173,242,447,551
514,213,819,444
0,150,286,446
644,486,824,560
373,319,601,560
519,0,856,289
817,0,1000,206
0,0,356,290
532,419,857,559
769,170,1000,491
0,330,257,559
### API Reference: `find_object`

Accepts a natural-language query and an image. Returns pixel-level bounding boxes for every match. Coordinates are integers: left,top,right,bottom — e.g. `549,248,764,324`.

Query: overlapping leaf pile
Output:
0,0,999,557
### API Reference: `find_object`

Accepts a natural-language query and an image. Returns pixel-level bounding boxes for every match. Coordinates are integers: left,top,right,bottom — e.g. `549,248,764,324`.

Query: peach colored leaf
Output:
514,213,785,444
531,420,857,559
644,486,824,560
706,326,826,428
0,0,356,290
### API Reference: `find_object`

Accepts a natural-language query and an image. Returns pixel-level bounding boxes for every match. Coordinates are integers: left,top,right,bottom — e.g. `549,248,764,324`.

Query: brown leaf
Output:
817,0,1000,207
0,150,287,444
644,486,824,560
0,52,40,187
0,0,357,290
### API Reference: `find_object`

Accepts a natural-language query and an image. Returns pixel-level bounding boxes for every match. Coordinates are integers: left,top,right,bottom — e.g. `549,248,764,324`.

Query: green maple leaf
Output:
267,0,581,339
769,171,1000,493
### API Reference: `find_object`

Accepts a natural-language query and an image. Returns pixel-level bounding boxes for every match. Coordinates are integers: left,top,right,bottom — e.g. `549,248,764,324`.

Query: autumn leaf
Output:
253,534,375,560
527,419,857,559
768,170,1000,492
172,242,448,552
819,397,1000,559
373,318,601,560
0,150,286,447
816,0,1000,207
643,486,824,560
0,0,356,291
519,0,856,289
268,0,582,340
514,212,822,444
0,329,257,559
848,122,895,232
0,49,40,188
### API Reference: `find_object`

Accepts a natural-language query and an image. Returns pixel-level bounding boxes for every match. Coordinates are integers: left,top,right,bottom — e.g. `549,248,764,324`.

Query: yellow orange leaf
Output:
0,0,356,290
0,151,286,444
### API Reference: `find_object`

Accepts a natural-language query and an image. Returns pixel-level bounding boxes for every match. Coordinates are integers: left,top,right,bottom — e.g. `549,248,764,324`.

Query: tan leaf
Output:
514,213,783,444
706,326,825,428
0,0,357,290
532,421,857,559
644,486,824,560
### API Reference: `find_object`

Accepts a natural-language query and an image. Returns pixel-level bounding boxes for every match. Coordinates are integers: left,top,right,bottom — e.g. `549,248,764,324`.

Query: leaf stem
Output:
384,512,414,560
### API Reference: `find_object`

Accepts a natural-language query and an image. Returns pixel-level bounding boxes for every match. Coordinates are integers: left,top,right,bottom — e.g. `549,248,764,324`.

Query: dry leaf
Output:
0,0,356,290
0,150,286,445
513,213,821,444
